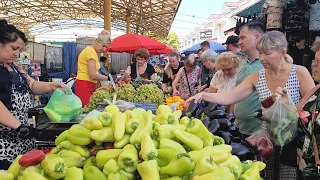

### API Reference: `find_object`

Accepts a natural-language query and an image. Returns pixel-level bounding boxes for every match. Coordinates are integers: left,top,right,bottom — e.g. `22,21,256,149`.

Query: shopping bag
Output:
80,110,100,124
246,121,274,161
262,94,299,147
44,86,82,122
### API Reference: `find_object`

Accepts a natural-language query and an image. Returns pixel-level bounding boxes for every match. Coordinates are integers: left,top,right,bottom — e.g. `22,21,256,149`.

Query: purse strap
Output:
184,67,192,95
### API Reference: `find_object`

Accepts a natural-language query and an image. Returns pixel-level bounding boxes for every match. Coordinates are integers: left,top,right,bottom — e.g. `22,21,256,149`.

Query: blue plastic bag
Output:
44,86,82,122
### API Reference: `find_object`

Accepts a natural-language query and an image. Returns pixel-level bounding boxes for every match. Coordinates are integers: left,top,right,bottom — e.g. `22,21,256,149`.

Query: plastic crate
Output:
132,102,157,114
36,140,56,154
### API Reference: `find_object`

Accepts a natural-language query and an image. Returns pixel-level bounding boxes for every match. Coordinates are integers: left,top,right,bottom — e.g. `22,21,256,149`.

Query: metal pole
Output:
104,0,112,69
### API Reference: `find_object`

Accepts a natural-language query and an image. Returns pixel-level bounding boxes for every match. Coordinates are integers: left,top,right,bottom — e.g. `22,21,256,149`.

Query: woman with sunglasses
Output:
75,30,111,107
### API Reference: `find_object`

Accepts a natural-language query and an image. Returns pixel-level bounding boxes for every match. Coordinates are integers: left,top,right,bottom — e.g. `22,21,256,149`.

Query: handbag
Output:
184,67,192,96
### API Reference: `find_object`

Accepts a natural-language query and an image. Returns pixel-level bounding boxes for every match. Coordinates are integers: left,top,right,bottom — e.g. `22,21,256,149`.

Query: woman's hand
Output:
186,92,203,104
172,90,180,96
49,82,65,92
273,87,289,104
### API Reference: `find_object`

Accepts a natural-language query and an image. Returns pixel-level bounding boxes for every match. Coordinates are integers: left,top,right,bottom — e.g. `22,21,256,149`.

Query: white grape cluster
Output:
83,89,112,113
117,84,136,102
135,84,164,106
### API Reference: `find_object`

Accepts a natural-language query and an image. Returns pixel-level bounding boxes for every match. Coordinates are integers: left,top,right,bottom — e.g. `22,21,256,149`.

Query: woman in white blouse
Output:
206,52,241,93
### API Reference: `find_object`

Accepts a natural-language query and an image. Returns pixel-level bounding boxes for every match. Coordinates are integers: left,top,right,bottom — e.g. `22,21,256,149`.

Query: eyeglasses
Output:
312,58,320,66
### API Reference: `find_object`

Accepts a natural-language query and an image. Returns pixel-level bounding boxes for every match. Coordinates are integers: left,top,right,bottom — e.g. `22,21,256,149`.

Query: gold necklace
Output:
265,70,282,81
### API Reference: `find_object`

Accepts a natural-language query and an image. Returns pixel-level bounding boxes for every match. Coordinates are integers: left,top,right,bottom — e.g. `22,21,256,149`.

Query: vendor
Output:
75,30,111,107
124,48,156,81
0,20,64,170
161,52,183,94
172,54,201,100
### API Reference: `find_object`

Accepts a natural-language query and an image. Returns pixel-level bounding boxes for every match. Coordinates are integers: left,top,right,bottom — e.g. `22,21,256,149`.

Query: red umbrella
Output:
149,45,173,55
105,34,166,54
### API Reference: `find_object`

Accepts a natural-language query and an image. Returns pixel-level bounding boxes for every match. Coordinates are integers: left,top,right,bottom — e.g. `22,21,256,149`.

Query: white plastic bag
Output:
262,95,299,147
80,110,100,124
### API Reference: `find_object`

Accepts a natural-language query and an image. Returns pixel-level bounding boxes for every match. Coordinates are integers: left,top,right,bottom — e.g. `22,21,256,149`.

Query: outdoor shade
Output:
149,45,173,55
183,41,226,55
105,33,167,54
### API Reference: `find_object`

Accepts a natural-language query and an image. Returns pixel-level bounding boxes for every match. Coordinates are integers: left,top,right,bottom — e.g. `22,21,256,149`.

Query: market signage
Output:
199,30,213,39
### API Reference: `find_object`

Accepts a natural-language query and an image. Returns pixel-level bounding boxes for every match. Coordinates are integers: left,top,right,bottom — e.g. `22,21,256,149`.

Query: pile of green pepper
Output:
2,104,266,180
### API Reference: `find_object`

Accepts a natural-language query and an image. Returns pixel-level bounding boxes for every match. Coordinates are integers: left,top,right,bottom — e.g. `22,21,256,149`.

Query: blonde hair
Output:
184,54,197,67
216,52,241,70
256,31,293,64
96,30,111,44
312,36,320,52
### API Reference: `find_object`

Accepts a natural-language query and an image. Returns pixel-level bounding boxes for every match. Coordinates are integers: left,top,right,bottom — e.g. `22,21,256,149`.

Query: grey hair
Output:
256,31,293,64
96,30,111,44
200,49,218,62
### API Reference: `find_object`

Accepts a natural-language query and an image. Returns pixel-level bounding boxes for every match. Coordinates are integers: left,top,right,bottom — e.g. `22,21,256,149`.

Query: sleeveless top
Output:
256,65,301,105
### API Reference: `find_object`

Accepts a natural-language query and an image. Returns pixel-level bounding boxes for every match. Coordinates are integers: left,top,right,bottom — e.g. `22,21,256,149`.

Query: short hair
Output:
168,52,179,59
312,36,320,52
200,49,218,62
231,43,240,48
197,49,202,54
184,54,198,67
100,56,107,62
240,22,265,35
134,48,150,59
96,30,111,45
200,41,210,48
216,52,241,70
256,31,293,63
181,56,187,61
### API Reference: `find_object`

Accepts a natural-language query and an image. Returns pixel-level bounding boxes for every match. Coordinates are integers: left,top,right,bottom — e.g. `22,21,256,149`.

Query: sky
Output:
170,0,239,38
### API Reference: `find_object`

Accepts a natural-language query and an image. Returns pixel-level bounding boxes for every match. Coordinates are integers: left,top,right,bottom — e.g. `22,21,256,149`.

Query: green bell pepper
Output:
153,139,159,149
193,166,234,180
173,129,203,151
212,134,225,145
155,125,185,140
114,133,131,149
112,112,127,141
186,118,213,146
108,172,128,180
104,104,119,116
239,161,266,180
152,121,160,130
191,155,217,177
18,165,41,180
156,148,179,167
96,149,123,169
64,167,84,180
84,166,107,180
7,155,23,179
130,110,153,149
98,112,113,127
84,117,103,130
67,124,92,146
219,155,241,167
55,130,69,146
162,177,182,180
156,105,172,115
241,160,254,173
118,169,134,180
227,162,243,180
83,157,97,169
58,150,81,158
137,159,160,180
102,159,119,176
118,144,138,173
58,140,90,158
159,153,195,176
167,113,179,125
153,114,169,124
90,127,115,142
63,156,86,168
40,156,67,179
141,133,157,160
188,144,232,163
0,172,14,180
159,138,186,153
125,113,143,133
179,116,190,126
24,172,46,180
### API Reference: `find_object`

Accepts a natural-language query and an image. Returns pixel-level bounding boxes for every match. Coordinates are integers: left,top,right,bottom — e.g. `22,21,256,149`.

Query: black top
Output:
162,62,184,85
289,45,312,66
130,63,156,80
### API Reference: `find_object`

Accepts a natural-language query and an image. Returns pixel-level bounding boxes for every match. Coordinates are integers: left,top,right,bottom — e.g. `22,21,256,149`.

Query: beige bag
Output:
266,0,284,29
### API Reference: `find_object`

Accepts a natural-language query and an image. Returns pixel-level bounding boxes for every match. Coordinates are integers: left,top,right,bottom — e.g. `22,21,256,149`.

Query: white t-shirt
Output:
210,70,236,93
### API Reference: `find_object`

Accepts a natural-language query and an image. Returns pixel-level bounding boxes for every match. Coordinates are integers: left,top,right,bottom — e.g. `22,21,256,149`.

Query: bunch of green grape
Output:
83,89,112,113
116,84,136,102
135,84,164,106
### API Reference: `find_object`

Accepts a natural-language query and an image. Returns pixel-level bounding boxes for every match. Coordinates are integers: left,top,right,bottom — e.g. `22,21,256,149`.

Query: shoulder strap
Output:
184,67,192,95
296,84,320,111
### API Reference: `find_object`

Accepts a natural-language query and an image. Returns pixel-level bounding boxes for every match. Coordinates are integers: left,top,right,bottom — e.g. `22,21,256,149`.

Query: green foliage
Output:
162,32,180,49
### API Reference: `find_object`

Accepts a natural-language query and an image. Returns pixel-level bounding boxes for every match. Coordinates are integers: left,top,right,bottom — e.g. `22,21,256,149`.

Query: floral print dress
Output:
178,66,201,100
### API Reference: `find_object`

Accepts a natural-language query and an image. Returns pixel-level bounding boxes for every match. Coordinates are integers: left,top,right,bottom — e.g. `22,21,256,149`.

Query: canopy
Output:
183,42,226,55
105,33,166,54
149,45,173,55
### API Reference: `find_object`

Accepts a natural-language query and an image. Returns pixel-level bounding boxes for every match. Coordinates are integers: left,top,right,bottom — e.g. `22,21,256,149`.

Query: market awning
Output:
235,0,265,17
0,0,182,39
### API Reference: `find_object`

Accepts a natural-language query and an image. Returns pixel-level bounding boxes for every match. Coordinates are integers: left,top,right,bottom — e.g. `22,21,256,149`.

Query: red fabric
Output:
75,79,96,107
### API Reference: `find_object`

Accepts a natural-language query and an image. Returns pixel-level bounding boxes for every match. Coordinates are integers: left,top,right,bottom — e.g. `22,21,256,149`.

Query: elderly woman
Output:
172,54,201,100
274,37,320,180
187,31,315,180
124,48,156,81
198,49,218,91
76,30,111,106
206,52,241,93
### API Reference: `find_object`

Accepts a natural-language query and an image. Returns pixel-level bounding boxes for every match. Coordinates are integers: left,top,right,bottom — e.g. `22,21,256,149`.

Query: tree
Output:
162,32,180,49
